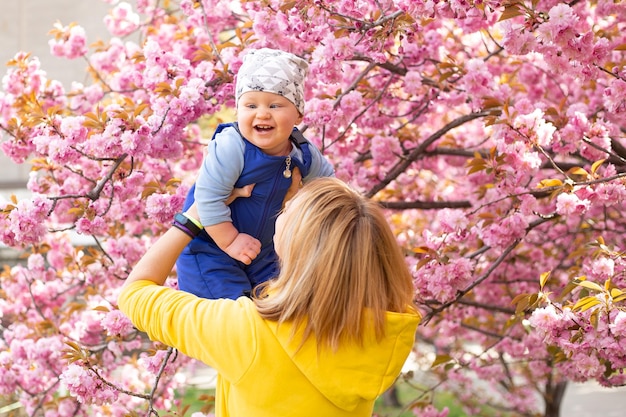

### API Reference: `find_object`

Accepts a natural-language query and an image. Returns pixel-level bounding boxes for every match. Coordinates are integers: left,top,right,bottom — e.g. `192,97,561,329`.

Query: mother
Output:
118,177,420,416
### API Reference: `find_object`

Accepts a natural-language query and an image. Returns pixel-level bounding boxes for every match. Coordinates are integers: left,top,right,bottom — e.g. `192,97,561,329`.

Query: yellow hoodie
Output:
118,280,420,416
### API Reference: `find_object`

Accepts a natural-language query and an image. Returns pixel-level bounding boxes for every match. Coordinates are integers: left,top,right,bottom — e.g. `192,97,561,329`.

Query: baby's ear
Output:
282,167,303,209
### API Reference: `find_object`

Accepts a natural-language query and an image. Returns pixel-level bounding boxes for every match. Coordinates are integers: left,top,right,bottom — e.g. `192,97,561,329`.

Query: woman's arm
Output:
302,143,335,182
123,203,205,287
124,180,265,288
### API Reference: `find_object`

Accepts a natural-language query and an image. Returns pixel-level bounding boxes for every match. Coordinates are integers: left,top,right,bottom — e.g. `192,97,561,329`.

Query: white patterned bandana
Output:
235,48,309,114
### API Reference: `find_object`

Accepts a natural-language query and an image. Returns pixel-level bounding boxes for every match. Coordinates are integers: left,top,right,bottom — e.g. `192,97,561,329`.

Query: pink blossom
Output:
555,192,590,216
370,134,402,165
327,35,355,61
603,78,626,113
518,193,540,216
303,98,336,127
501,21,536,55
104,2,140,37
394,0,435,16
528,305,561,336
513,109,556,148
403,70,424,95
6,196,52,246
48,23,88,59
549,4,578,27
248,8,273,37
460,58,495,101
570,352,604,380
580,121,611,161
610,311,626,338
1,52,46,96
118,129,140,155
140,349,178,376
89,38,128,74
59,115,88,145
61,363,119,405
75,216,108,236
415,257,474,304
413,404,450,417
69,81,93,109
101,310,135,337
27,253,46,271
104,235,146,269
480,212,528,249
338,90,364,117
584,257,614,281
498,140,542,172
591,37,611,62
145,192,184,224
594,181,626,206
309,39,344,84
0,137,35,165
60,309,105,346
536,4,578,44
437,209,468,234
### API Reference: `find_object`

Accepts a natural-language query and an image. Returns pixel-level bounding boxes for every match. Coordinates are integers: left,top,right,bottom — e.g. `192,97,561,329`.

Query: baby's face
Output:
237,91,303,156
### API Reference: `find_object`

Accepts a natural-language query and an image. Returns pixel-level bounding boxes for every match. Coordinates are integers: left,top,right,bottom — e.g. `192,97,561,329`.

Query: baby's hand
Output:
224,233,261,265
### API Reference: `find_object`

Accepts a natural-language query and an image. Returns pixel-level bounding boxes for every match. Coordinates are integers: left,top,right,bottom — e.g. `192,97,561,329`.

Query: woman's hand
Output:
225,183,256,205
282,166,302,209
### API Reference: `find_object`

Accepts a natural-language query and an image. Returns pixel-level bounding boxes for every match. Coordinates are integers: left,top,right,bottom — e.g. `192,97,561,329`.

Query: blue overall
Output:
176,123,314,300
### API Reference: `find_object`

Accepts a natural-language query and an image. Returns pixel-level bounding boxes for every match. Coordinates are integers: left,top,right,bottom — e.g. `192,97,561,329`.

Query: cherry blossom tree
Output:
1,0,626,416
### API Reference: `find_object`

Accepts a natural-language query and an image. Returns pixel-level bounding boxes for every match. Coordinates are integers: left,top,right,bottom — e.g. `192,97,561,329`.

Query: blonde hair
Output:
254,177,415,350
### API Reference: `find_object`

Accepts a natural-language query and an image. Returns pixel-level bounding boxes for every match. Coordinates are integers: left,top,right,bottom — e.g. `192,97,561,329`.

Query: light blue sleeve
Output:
302,143,335,182
194,127,245,226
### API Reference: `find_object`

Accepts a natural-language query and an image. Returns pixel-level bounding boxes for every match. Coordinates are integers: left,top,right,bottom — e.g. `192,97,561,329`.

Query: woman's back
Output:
119,284,419,416
118,177,421,416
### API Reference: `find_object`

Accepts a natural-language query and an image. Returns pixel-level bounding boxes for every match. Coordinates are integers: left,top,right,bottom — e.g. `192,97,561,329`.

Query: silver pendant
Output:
283,155,292,178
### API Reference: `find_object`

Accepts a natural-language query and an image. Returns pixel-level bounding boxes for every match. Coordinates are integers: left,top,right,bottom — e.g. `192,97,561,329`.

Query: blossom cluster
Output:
1,0,626,416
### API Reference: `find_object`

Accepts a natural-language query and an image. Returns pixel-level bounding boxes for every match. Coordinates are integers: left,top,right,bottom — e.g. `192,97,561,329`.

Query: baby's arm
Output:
203,222,260,265
302,142,335,182
195,129,262,264
186,189,261,265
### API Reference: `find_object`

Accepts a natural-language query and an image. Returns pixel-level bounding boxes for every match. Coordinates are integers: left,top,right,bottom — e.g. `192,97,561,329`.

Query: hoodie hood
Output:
269,308,420,411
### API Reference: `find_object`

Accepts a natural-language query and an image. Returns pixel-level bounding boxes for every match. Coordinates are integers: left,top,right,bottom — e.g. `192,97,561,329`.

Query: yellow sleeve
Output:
118,280,256,383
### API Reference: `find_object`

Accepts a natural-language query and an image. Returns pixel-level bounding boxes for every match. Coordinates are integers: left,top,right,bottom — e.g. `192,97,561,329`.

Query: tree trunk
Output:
544,380,567,417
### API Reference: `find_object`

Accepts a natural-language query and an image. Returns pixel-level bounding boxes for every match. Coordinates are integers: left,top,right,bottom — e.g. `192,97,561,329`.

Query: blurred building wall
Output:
0,0,112,191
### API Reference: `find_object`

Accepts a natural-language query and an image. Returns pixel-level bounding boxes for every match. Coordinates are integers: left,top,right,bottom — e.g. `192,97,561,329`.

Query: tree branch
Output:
366,110,493,198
